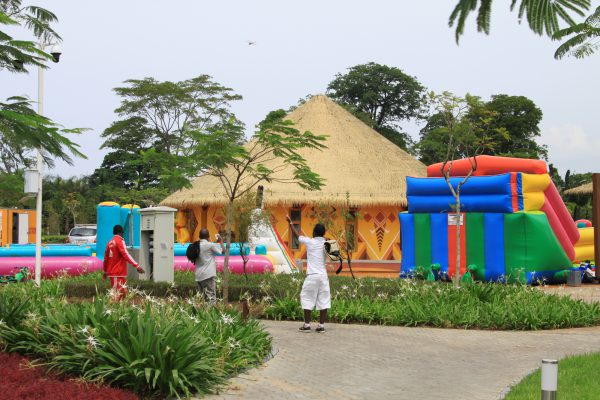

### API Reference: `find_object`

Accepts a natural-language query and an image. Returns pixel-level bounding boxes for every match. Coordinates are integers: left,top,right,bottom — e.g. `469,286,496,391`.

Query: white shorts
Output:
300,274,331,311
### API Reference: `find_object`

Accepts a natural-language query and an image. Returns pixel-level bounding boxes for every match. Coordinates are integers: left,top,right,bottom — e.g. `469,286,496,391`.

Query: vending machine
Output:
133,206,176,283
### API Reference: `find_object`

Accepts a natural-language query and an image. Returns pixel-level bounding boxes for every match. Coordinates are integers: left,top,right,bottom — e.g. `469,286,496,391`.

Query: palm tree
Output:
449,0,591,43
554,6,600,58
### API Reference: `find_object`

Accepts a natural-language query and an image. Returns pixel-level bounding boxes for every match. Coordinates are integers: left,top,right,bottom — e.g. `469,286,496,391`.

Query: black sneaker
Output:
298,325,311,333
315,325,325,333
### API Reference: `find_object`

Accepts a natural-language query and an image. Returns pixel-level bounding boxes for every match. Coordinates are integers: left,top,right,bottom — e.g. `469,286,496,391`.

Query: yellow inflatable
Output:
574,227,594,261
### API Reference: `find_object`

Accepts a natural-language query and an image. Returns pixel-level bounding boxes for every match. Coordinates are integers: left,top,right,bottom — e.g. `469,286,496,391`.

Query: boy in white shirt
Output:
286,216,330,333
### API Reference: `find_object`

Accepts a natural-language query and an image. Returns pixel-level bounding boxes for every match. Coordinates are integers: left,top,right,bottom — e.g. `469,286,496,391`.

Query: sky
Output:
2,0,599,178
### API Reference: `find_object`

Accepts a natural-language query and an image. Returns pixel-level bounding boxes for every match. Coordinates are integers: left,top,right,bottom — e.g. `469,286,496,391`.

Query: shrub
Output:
42,235,68,243
0,286,271,398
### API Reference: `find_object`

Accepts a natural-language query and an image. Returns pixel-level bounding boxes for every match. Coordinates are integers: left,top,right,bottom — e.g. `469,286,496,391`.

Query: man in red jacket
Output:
103,225,145,301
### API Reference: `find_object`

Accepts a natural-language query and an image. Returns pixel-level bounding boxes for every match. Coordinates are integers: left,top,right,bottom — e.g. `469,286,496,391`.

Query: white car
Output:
68,224,97,244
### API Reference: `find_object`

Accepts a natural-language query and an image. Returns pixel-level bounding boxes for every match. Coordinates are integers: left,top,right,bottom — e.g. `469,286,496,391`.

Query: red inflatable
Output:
427,155,548,177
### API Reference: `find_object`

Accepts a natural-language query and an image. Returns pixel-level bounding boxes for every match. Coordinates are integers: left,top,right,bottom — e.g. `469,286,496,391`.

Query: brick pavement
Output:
202,320,600,400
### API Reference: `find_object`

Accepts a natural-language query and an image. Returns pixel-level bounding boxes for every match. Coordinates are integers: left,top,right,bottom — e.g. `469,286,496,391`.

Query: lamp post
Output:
34,42,61,287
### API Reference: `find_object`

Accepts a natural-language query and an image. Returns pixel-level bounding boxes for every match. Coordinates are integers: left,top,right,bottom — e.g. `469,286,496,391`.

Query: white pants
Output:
300,274,331,310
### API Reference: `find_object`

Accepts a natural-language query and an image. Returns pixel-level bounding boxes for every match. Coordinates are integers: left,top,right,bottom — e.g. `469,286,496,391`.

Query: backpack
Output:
186,241,200,264
324,240,344,274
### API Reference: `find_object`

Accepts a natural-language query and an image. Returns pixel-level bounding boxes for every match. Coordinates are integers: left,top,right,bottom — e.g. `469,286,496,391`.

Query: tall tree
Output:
429,92,501,285
0,2,85,172
95,75,241,189
327,62,427,150
417,94,544,164
449,0,595,59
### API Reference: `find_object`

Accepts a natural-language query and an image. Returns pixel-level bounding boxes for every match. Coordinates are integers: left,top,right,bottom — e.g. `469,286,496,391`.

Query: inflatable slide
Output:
400,156,581,284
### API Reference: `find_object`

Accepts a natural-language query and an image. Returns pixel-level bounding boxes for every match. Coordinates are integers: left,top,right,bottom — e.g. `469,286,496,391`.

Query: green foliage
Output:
505,352,600,399
0,171,27,207
0,1,59,73
449,0,590,43
0,96,86,173
0,282,272,398
41,234,67,243
417,93,544,164
327,62,427,151
92,75,242,191
61,272,600,331
554,5,600,58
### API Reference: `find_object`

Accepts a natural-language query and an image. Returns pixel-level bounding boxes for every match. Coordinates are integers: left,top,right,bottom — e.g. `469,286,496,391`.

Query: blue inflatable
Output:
96,202,121,260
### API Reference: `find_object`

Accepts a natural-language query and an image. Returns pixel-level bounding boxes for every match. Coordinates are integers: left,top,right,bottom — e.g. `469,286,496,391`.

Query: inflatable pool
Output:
173,255,273,274
0,256,102,278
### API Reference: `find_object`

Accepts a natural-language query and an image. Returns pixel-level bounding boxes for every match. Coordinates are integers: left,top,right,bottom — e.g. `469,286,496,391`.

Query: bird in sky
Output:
246,40,256,46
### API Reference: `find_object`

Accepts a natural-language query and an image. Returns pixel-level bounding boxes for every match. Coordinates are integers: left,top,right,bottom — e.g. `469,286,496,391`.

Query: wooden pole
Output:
593,174,600,278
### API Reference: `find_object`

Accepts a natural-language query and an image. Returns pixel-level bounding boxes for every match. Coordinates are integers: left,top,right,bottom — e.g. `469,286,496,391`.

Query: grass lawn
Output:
504,352,600,399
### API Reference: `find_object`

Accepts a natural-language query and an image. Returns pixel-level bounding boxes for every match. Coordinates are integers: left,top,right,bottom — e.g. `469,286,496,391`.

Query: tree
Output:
0,1,59,73
449,0,595,59
554,5,600,59
428,92,501,285
0,3,85,172
95,75,241,190
184,111,327,302
327,62,427,150
417,94,545,164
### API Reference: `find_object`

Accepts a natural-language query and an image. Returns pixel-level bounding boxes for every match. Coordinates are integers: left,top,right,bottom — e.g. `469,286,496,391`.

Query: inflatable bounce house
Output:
400,156,593,284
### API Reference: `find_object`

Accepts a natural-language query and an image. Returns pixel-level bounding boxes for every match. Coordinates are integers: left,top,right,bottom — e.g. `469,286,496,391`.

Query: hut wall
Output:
182,204,402,261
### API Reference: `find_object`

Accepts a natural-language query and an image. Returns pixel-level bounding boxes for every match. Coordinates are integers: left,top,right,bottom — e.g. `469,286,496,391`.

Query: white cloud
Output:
542,124,600,174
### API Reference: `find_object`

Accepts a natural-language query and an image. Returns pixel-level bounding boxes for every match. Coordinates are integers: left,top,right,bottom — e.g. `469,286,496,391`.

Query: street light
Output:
34,41,62,287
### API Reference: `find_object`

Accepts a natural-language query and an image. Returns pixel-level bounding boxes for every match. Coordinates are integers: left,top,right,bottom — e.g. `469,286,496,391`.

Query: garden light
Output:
541,359,557,400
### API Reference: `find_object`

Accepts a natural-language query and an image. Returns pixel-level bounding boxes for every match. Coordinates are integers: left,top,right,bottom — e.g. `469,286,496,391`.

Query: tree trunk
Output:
454,192,461,287
223,199,234,303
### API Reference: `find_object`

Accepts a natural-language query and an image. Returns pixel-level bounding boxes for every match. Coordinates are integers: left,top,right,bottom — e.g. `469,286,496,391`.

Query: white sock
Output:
304,323,311,328
317,323,324,328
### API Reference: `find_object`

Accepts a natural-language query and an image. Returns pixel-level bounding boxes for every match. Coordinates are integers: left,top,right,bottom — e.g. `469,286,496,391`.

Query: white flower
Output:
262,295,272,303
103,309,113,316
227,337,240,349
341,285,349,291
190,315,200,323
86,335,100,348
0,319,5,326
77,325,90,334
221,313,234,325
119,315,128,322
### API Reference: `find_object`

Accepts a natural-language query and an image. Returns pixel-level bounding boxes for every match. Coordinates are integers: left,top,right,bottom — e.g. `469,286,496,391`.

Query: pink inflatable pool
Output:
174,255,273,274
0,256,103,278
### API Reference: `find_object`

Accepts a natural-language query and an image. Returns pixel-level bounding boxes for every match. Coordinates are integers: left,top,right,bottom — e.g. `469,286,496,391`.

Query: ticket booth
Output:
130,206,176,283
0,209,36,246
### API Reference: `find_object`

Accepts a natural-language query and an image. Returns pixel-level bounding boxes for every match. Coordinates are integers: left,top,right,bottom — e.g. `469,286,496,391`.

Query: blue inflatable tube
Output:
484,213,505,282
0,245,93,257
399,213,415,276
408,194,514,213
430,213,449,278
174,243,250,257
406,174,513,195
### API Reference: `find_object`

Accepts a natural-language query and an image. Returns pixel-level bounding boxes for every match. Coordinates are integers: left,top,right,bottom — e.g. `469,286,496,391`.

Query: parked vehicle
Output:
67,224,97,244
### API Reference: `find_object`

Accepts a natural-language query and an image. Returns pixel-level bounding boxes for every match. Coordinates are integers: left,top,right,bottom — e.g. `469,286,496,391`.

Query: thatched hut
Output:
161,95,426,262
564,182,593,196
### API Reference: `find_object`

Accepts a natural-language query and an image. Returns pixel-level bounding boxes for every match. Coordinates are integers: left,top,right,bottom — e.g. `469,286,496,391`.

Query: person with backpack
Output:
286,216,330,333
187,228,224,305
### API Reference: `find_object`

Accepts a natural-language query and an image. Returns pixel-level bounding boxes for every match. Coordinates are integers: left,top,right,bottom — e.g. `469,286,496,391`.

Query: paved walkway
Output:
206,320,600,400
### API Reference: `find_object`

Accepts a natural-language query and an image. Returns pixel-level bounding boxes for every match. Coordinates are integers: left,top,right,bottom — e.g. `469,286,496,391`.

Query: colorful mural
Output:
181,204,403,261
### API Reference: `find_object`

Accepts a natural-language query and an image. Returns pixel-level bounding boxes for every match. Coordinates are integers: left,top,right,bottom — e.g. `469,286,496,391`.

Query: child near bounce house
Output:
286,216,330,333
103,224,145,301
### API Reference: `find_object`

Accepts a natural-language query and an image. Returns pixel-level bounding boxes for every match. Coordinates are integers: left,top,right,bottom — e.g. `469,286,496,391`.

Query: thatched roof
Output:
564,182,593,196
161,95,426,208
